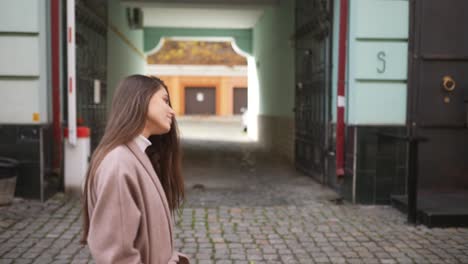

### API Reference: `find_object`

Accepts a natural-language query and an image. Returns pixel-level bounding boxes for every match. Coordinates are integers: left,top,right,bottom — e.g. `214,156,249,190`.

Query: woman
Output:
81,75,189,264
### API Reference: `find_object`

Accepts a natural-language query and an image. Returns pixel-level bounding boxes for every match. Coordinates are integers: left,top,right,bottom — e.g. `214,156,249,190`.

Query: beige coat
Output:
87,141,189,264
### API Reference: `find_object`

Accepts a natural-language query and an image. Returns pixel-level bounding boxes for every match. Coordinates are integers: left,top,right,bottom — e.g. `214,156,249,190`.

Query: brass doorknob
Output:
442,75,456,92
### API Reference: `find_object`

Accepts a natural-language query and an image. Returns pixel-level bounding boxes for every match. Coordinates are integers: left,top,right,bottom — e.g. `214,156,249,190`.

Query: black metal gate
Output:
408,1,468,195
294,0,333,182
75,0,108,151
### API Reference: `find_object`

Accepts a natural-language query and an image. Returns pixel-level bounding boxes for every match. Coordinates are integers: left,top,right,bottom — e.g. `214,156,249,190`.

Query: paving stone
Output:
0,139,467,263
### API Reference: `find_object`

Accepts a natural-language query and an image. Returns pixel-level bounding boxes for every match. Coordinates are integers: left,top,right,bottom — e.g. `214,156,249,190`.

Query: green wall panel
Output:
348,82,407,124
347,0,409,125
355,0,409,39
0,0,39,33
0,36,40,76
253,0,295,117
107,0,145,107
354,41,408,80
0,0,49,124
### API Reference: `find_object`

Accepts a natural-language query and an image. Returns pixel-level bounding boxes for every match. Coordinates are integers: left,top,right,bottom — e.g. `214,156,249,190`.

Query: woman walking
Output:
81,75,189,264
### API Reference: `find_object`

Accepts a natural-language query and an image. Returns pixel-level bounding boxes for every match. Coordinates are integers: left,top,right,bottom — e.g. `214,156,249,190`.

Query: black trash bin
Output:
0,157,19,205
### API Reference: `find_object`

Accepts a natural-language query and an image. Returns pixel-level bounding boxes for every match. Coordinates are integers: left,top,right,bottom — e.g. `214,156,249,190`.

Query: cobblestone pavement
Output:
1,139,468,264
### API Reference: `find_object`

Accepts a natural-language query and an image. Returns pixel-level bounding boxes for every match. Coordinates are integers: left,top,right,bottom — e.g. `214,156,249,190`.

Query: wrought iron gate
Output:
75,0,107,151
294,0,333,182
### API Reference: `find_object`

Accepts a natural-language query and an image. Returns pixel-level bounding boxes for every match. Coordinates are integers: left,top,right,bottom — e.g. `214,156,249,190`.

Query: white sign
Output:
94,79,101,104
196,92,204,102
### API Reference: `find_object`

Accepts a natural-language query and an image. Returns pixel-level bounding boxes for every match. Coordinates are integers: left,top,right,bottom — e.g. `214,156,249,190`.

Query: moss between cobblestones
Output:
191,209,196,229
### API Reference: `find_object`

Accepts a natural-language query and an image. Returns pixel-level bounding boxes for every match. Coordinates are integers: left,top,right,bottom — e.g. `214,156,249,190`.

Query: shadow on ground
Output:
182,138,340,208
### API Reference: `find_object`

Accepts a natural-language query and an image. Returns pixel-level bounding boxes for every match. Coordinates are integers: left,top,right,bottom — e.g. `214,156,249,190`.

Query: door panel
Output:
410,0,468,192
420,0,468,57
418,129,468,190
417,61,468,127
233,87,247,115
184,87,216,115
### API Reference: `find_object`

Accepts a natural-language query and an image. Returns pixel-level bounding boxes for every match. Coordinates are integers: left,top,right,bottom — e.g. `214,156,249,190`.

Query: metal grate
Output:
75,1,108,151
294,0,333,182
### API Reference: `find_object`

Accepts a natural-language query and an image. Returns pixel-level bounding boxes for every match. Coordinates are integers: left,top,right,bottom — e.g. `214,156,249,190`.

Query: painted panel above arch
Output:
144,27,252,56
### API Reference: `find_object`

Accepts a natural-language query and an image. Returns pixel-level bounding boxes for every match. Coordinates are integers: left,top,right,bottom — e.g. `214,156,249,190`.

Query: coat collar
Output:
125,140,174,248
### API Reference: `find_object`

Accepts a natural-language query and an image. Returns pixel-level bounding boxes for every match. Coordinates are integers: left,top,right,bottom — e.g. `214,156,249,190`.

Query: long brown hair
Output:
80,74,184,245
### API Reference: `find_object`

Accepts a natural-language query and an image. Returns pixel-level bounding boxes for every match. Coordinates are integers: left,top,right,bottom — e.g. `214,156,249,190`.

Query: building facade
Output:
294,0,468,226
146,40,248,116
1,0,467,227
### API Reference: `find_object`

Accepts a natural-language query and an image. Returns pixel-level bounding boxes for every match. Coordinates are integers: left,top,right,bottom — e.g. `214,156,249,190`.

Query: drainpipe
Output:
67,0,77,145
336,0,348,177
51,0,62,169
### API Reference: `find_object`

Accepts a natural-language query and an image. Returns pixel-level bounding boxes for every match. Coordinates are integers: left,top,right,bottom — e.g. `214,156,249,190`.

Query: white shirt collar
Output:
133,134,152,153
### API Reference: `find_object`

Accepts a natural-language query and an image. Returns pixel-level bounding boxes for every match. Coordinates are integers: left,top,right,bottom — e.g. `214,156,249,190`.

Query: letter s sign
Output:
377,51,386,74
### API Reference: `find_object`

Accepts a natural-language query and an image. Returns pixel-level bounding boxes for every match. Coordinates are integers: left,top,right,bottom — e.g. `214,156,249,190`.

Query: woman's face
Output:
144,88,175,136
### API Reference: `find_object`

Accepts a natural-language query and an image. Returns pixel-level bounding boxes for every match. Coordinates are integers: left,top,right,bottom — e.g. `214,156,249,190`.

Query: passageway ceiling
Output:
121,0,279,28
